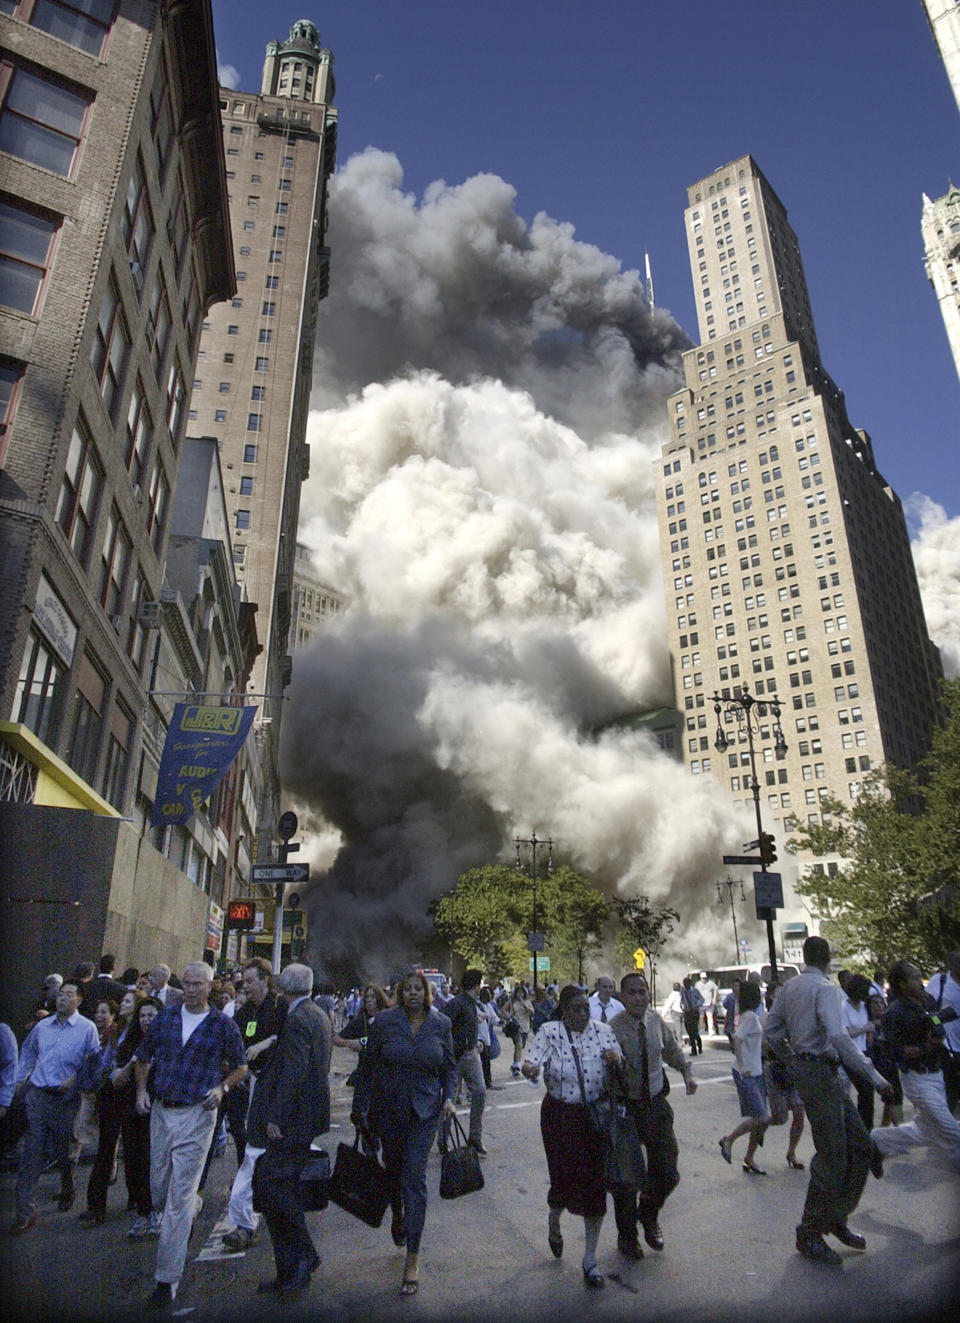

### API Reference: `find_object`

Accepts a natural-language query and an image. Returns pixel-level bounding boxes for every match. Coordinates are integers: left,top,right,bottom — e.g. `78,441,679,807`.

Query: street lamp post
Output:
711,684,787,981
716,877,746,964
515,832,553,996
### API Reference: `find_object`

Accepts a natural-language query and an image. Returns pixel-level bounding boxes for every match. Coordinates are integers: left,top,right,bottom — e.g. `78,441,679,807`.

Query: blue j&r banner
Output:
151,703,256,829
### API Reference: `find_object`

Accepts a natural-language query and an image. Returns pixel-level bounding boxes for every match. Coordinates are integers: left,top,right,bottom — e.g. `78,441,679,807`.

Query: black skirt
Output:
540,1091,607,1218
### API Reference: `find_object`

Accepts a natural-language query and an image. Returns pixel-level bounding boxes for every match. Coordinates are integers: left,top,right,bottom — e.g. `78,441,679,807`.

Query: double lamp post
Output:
711,684,787,981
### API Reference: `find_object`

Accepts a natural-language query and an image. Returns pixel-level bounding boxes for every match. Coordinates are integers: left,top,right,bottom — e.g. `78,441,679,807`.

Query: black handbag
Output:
604,1101,645,1190
327,1125,391,1228
300,1148,331,1212
438,1113,485,1200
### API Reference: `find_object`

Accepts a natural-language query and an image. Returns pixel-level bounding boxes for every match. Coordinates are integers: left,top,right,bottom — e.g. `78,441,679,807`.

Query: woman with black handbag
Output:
356,971,457,1297
521,985,621,1288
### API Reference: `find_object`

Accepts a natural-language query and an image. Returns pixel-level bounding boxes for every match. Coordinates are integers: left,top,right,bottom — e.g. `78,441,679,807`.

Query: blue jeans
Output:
455,1047,486,1143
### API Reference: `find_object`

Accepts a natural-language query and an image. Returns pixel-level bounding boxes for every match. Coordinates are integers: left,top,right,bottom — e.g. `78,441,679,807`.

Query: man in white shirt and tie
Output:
589,976,625,1024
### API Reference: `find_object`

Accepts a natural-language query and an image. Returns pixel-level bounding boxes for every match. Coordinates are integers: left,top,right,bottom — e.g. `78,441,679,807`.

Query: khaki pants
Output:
149,1102,217,1287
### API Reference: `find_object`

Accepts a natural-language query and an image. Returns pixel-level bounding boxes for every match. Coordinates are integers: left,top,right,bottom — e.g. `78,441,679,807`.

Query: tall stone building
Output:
923,0,960,117
921,3,960,384
186,19,338,849
655,155,942,956
290,541,343,651
0,0,235,1026
922,184,960,385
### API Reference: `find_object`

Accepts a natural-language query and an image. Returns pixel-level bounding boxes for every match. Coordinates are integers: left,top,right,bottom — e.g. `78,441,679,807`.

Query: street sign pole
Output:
271,812,300,976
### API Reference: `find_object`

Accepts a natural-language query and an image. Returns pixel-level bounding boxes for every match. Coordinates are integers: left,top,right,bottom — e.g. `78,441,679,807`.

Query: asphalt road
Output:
2,1036,958,1323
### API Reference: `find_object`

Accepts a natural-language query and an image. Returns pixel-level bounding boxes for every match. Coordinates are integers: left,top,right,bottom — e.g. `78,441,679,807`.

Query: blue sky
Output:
212,0,959,519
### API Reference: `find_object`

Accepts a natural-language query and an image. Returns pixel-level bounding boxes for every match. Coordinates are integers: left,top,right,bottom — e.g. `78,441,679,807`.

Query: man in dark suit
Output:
247,963,331,1297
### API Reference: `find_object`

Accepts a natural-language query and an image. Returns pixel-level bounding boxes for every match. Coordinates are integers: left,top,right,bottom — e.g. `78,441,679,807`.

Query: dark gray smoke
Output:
281,150,746,982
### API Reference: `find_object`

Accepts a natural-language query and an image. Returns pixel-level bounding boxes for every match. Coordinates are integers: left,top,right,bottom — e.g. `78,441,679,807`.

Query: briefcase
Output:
300,1148,331,1212
438,1114,485,1200
327,1127,390,1228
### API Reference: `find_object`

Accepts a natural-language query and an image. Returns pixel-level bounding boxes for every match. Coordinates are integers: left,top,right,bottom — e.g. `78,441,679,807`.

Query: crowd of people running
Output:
1,943,958,1306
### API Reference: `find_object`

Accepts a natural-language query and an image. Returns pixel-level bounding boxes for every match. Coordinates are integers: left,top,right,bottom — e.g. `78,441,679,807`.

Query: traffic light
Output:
759,832,777,867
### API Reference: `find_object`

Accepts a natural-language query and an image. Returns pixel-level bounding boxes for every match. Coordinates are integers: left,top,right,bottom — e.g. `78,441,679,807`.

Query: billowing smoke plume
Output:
907,495,960,679
278,153,729,979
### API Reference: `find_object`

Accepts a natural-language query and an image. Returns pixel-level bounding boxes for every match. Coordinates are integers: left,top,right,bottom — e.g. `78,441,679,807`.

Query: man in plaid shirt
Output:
135,961,246,1308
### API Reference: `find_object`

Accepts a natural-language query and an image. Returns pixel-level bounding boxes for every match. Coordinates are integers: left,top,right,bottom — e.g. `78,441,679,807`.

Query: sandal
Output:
742,1161,767,1175
786,1155,805,1170
718,1137,732,1164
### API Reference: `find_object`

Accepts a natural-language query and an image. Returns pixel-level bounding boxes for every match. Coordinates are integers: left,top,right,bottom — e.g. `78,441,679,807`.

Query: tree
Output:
430,866,526,982
612,894,680,1003
787,677,960,974
431,862,610,985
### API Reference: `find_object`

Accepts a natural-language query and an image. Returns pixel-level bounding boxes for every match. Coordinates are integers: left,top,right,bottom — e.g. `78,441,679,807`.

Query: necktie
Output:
601,1006,607,1022
638,1019,651,1106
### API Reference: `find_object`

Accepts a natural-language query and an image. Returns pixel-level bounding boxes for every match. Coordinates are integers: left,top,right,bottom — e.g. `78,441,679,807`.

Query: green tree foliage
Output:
431,863,609,985
612,894,680,983
787,677,960,973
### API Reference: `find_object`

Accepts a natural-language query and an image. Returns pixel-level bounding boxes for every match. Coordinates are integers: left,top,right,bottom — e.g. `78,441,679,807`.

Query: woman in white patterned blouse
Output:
522,985,621,1288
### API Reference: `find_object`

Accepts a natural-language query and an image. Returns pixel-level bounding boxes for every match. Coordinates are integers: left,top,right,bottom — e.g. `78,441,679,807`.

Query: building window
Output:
243,443,257,462
214,408,226,422
255,356,268,371
145,457,168,553
124,377,151,485
257,328,271,343
98,505,131,616
9,0,116,57
0,199,58,314
146,277,171,382
261,301,275,316
148,59,174,179
165,358,184,440
0,62,90,176
0,355,25,456
239,476,253,495
265,275,279,289
90,278,130,415
246,412,261,430
236,509,250,530
102,697,133,810
14,626,67,744
219,381,230,393
56,418,102,564
66,650,107,786
250,385,264,400
122,152,153,296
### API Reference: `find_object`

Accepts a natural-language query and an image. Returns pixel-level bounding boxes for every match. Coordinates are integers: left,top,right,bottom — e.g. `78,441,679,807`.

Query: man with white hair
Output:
134,961,246,1308
589,975,625,1023
247,963,331,1298
148,964,183,1009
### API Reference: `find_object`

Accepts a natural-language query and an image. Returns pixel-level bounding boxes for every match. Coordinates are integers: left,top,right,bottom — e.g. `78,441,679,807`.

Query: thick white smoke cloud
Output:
280,151,754,980
907,495,960,679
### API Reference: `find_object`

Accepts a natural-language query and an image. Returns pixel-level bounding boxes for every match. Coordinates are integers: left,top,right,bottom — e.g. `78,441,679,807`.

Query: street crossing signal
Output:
759,832,777,867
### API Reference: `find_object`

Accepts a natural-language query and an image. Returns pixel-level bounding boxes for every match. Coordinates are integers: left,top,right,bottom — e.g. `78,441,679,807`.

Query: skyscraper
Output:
655,155,942,952
921,2,960,384
185,19,338,843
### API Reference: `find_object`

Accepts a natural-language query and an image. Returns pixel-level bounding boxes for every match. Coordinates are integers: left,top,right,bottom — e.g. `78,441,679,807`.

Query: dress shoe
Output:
257,1279,283,1295
796,1227,842,1266
278,1264,313,1296
468,1139,488,1156
58,1189,75,1211
642,1219,664,1251
147,1281,177,1308
617,1234,643,1260
10,1213,37,1235
830,1224,866,1250
582,1264,605,1288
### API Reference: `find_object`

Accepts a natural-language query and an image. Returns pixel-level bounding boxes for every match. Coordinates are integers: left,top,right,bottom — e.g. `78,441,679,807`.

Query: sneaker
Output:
148,1209,163,1235
128,1215,153,1240
223,1226,255,1251
510,1064,521,1077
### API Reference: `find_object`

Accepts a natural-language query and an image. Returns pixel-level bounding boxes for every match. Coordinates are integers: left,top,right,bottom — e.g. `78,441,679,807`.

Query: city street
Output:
2,1038,957,1323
